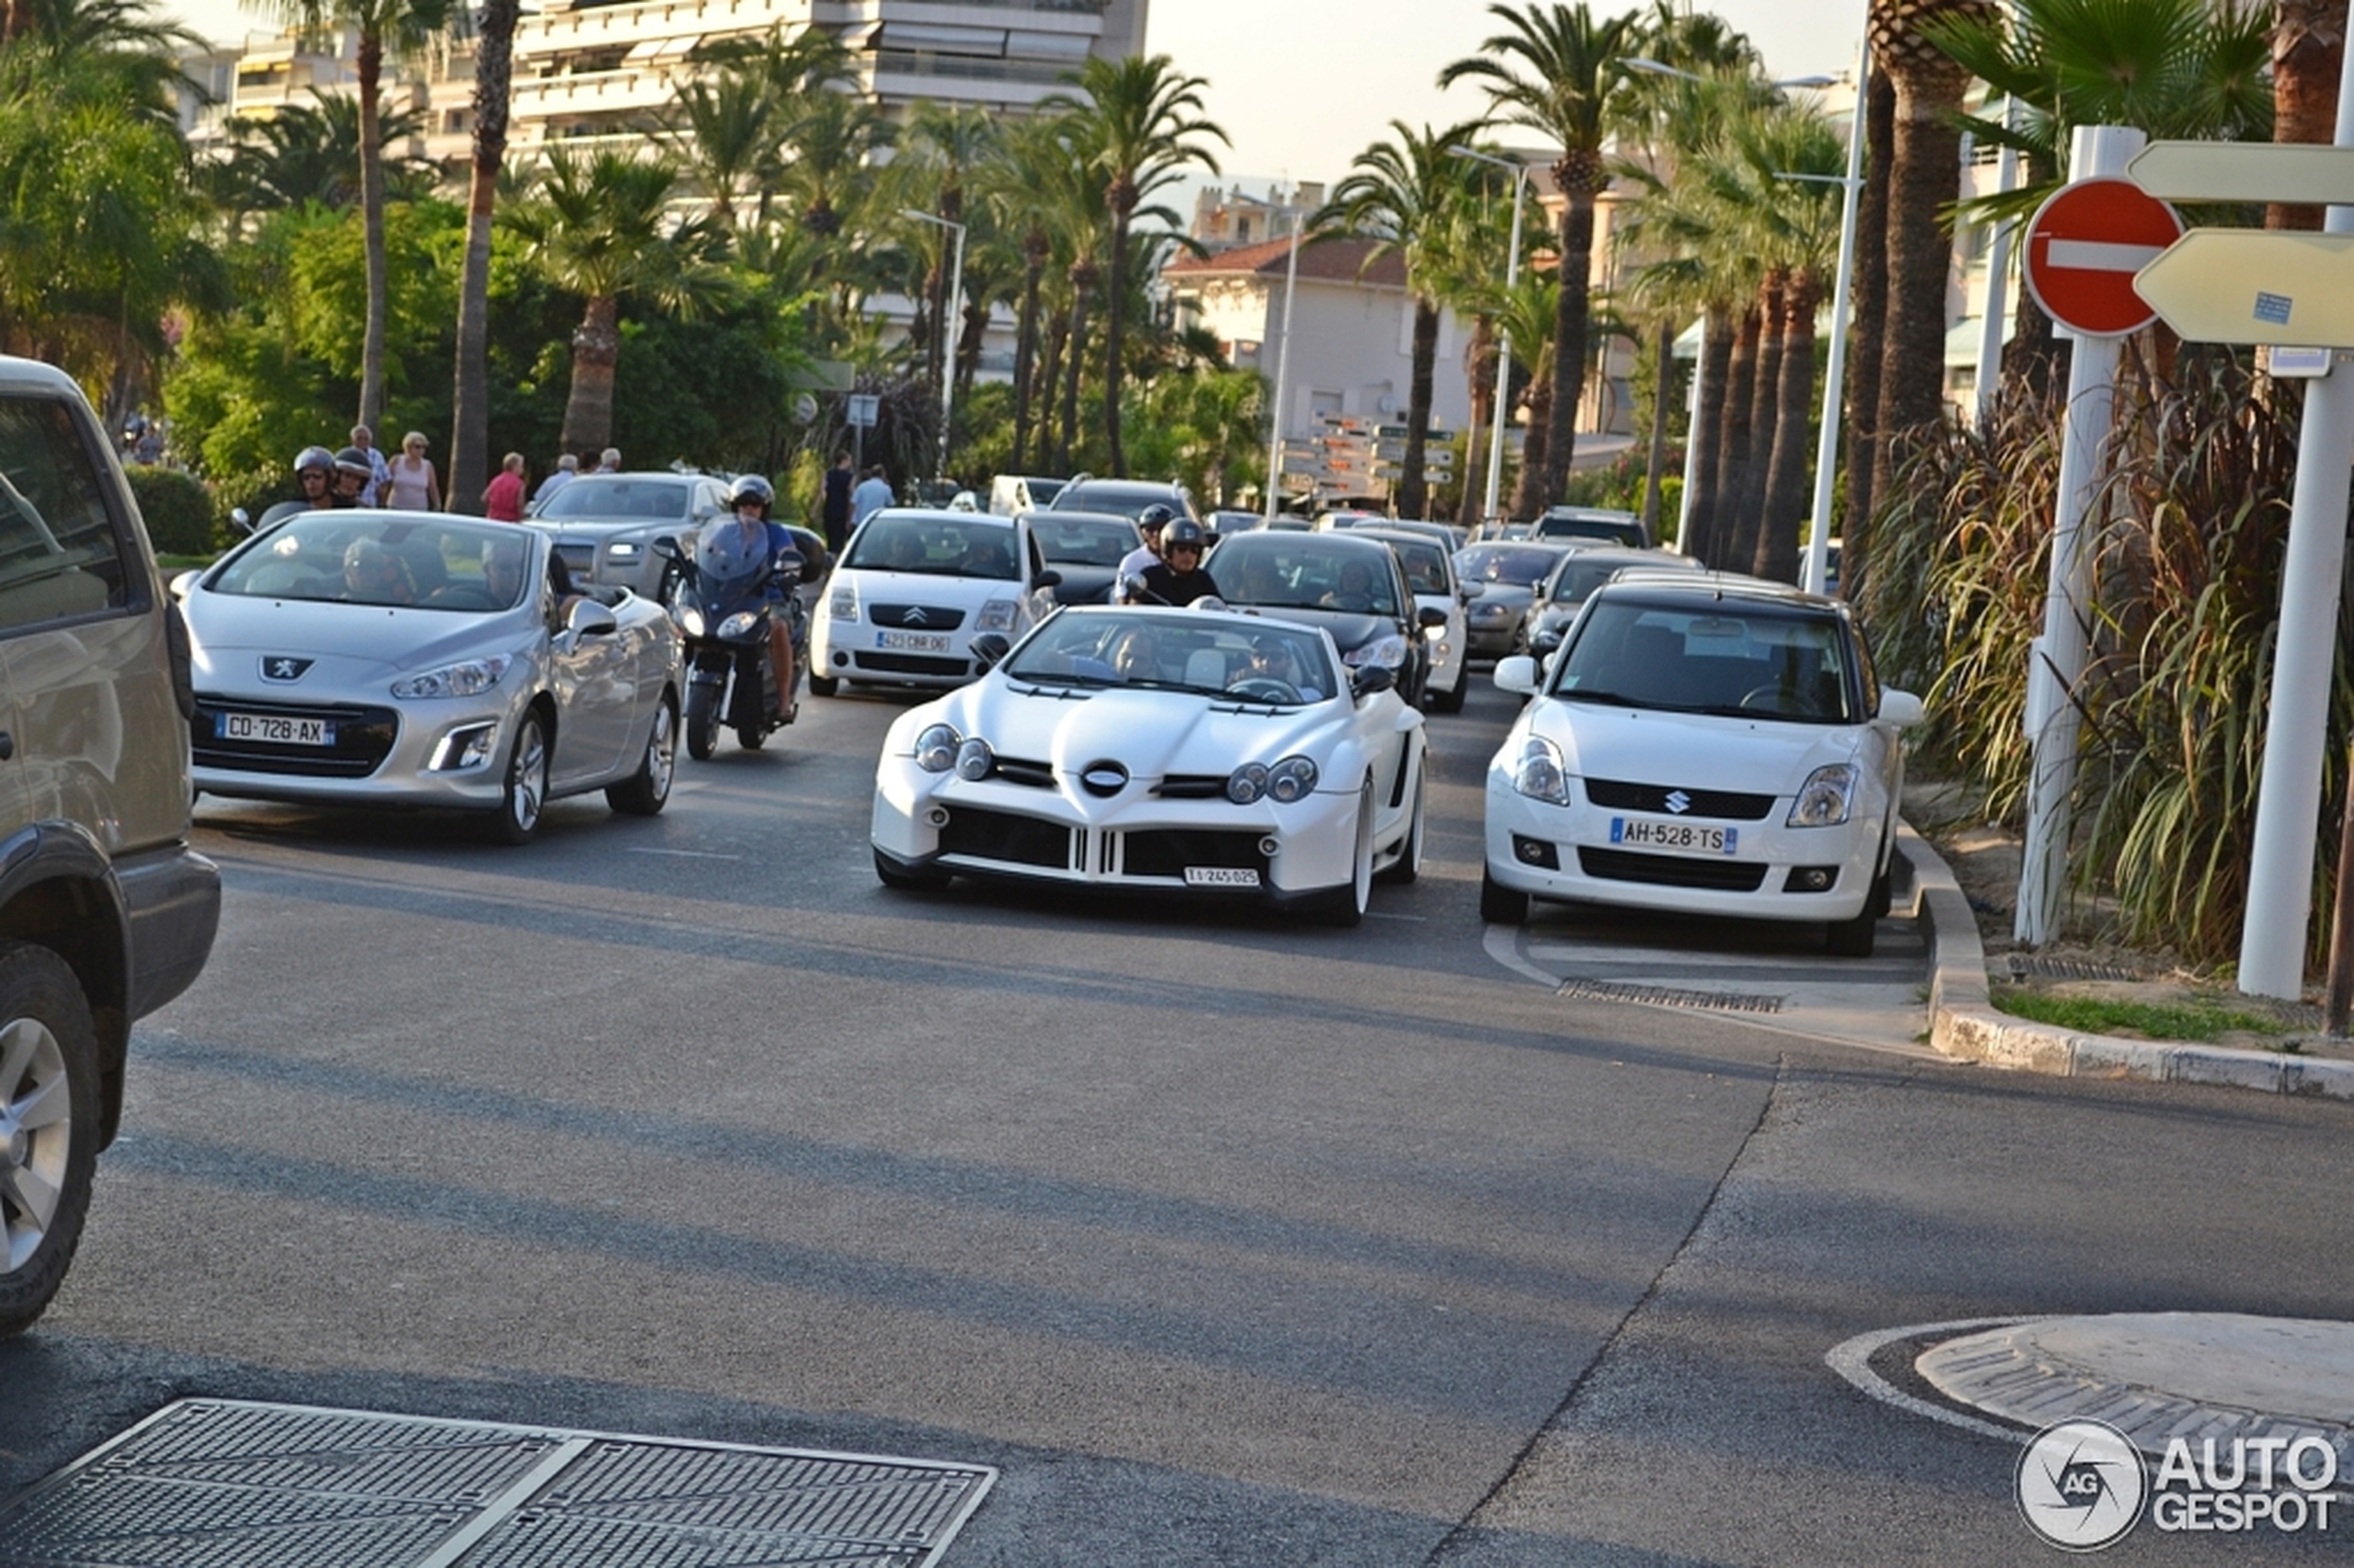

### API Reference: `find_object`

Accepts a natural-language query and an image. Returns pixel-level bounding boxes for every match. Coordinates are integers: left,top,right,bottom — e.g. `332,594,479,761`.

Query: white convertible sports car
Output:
871,604,1427,925
181,511,683,843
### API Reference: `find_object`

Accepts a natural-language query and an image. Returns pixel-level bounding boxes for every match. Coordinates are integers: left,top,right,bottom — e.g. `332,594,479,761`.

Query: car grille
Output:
1578,846,1768,891
191,696,399,778
1119,828,1266,879
1154,774,1229,800
983,755,1057,788
854,651,970,677
939,805,1074,869
1583,779,1778,821
867,603,967,631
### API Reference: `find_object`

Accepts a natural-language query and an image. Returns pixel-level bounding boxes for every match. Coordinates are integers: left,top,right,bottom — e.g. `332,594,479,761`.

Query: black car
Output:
1031,509,1145,604
1454,539,1584,657
1050,476,1201,525
1206,531,1446,705
1532,505,1651,550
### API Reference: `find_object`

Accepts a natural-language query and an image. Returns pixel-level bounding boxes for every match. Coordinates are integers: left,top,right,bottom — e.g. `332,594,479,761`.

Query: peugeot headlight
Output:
1788,763,1859,827
975,597,1018,633
914,723,960,773
390,654,511,700
674,605,707,638
829,581,858,621
1227,761,1270,804
1343,635,1409,670
1267,755,1318,803
1512,736,1571,805
716,611,761,639
955,736,993,781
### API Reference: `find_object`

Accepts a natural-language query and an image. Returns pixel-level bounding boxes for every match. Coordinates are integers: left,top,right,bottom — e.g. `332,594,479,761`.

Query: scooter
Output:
656,533,807,760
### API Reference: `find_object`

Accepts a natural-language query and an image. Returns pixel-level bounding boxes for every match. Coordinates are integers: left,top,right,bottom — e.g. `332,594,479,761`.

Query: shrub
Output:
124,467,220,555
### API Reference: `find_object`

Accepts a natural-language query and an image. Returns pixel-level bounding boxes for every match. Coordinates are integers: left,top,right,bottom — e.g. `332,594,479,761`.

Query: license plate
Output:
1610,816,1736,854
218,712,334,746
876,629,952,652
1184,866,1261,888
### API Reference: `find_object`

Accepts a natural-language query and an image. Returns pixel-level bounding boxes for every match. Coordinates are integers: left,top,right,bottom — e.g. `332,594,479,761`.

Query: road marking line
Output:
1824,1317,2052,1444
626,847,745,860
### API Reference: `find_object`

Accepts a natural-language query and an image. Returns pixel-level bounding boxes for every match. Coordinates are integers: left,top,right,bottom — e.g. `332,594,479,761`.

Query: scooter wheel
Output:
685,683,720,761
738,725,767,751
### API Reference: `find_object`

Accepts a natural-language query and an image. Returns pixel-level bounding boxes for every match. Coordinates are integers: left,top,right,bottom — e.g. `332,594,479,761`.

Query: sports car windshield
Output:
1006,613,1338,705
843,514,1019,579
1553,600,1858,724
534,477,692,521
1457,545,1563,586
211,515,535,612
1209,540,1400,616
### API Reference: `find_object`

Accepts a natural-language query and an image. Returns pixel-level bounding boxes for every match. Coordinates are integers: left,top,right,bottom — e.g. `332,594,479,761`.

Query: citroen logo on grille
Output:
1664,790,1692,815
1080,761,1129,798
903,606,930,626
260,656,314,682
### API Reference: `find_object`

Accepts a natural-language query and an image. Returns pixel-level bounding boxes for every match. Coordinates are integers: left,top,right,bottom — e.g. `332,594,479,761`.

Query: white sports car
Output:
871,604,1428,925
1482,575,1925,955
181,511,683,843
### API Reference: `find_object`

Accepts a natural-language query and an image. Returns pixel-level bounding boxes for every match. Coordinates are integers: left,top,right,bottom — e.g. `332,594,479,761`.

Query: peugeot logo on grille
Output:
1664,790,1692,815
1080,761,1129,797
260,656,314,682
903,607,930,626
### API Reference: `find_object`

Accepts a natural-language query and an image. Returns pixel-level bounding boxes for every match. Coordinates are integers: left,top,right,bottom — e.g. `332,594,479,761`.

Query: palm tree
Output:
2272,0,2345,229
218,90,433,215
666,70,775,230
1843,69,1893,585
1740,103,1846,582
1048,54,1226,475
1314,118,1487,521
897,102,997,398
987,115,1075,474
448,0,516,512
773,84,892,238
1442,1,1644,505
505,148,738,454
1494,269,1560,519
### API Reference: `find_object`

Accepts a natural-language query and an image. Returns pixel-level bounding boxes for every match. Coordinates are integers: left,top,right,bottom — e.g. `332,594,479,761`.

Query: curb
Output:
1902,825,2354,1101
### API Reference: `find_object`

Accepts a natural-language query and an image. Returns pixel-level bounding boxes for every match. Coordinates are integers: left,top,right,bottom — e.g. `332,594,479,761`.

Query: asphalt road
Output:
4,672,2351,1565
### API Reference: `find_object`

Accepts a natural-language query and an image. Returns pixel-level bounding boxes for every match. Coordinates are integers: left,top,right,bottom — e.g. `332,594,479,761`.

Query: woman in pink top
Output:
387,432,441,511
483,451,527,521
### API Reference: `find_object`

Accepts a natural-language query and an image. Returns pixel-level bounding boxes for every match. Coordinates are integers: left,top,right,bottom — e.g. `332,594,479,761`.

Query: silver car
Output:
182,512,683,842
526,471,734,599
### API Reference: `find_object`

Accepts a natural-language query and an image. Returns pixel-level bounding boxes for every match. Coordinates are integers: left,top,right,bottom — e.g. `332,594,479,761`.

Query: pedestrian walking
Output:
386,432,441,511
851,465,893,529
821,451,854,551
484,452,527,522
535,453,579,506
349,425,393,507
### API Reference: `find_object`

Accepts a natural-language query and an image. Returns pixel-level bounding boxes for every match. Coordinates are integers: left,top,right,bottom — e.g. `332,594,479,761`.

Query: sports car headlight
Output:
1343,635,1409,670
955,736,993,781
1788,763,1859,827
390,654,511,700
1267,755,1318,803
829,582,858,621
674,605,707,638
975,597,1018,633
1512,736,1571,805
716,611,761,639
914,723,960,773
1227,762,1270,804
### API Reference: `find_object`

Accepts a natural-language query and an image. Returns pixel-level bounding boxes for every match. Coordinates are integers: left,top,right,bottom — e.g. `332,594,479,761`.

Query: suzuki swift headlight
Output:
1267,755,1318,803
1788,764,1858,827
390,654,511,700
1512,736,1571,805
975,598,1018,633
1343,635,1408,670
914,723,959,773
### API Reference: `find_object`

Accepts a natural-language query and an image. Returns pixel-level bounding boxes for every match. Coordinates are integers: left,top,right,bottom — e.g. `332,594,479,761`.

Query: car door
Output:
538,550,636,786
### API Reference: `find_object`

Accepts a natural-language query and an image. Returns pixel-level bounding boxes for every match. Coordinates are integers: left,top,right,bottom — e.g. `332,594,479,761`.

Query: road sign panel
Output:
846,393,880,427
2023,176,2185,337
2133,230,2354,346
2129,141,2354,206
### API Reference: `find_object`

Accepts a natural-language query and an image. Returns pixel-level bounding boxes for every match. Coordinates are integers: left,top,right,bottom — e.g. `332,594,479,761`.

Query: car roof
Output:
1591,571,1844,613
1351,526,1452,556
1215,528,1400,561
0,356,84,398
1550,547,1691,571
1540,505,1639,521
870,507,1016,526
1028,509,1135,526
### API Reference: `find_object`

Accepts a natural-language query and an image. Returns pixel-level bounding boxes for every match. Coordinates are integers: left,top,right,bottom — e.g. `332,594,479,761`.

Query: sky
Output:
158,0,1867,193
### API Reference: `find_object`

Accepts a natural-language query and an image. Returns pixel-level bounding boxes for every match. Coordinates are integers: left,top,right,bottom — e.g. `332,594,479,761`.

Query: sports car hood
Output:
1530,700,1862,791
188,591,529,691
956,684,1344,779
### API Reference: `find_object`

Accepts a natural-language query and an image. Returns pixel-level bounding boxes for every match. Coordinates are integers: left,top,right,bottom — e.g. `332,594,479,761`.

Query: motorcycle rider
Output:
716,474,800,724
257,446,342,526
1116,504,1171,599
331,446,377,507
1140,517,1221,606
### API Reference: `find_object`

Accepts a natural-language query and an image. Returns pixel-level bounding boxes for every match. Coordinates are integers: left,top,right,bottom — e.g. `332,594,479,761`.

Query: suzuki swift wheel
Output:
0,942,99,1339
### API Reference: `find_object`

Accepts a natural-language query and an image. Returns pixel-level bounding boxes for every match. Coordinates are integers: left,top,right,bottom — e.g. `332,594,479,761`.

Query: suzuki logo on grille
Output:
903,607,930,626
1664,790,1692,815
260,656,314,682
1080,761,1129,797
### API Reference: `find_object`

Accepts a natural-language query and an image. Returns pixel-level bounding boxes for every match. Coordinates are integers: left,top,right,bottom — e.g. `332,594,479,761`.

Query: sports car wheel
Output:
606,693,677,816
1315,778,1375,927
1480,866,1530,925
684,683,720,761
874,847,952,891
1378,767,1424,884
808,676,841,698
0,942,98,1340
491,711,549,845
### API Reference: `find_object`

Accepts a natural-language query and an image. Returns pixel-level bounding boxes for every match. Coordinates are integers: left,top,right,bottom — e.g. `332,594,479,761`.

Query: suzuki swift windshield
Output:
211,515,535,612
1554,600,1858,723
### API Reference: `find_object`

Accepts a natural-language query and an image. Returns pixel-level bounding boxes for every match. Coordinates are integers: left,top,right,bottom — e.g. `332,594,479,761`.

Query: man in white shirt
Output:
534,453,579,506
1116,505,1171,600
850,466,894,528
349,424,393,507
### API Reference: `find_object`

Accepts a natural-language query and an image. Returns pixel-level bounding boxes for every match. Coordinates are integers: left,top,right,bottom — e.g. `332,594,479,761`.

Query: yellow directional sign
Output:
2133,230,2354,347
2129,141,2354,206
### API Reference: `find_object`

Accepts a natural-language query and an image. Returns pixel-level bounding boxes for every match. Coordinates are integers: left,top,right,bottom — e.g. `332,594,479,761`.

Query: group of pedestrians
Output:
264,432,628,526
819,452,895,552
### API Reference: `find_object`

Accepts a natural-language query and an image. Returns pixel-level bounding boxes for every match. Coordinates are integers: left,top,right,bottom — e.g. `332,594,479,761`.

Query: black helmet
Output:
333,446,373,480
1161,518,1208,553
728,474,775,510
1137,504,1174,533
294,445,335,478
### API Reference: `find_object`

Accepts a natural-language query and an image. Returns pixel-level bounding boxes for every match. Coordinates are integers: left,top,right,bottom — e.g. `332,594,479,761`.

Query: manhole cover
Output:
0,1399,994,1567
1557,978,1784,1015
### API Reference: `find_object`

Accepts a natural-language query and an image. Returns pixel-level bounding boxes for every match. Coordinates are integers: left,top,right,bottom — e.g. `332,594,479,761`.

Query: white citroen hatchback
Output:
810,508,1062,695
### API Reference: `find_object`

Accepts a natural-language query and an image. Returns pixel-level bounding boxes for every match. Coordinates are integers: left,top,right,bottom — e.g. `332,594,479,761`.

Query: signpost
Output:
2132,231,2354,347
846,391,880,473
2129,140,2354,207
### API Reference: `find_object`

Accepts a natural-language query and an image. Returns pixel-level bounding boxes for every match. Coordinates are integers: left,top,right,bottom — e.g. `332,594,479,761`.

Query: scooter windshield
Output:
694,525,772,613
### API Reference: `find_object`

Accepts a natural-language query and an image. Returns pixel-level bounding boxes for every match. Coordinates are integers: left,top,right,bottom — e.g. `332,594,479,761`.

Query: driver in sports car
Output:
1239,634,1324,702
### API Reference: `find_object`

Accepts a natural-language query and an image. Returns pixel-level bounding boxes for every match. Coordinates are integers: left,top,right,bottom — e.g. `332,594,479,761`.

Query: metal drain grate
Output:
1556,978,1785,1014
2004,955,2147,981
0,1400,994,1568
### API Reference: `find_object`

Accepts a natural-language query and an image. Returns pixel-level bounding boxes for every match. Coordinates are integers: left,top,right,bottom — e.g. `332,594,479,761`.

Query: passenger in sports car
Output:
1140,519,1220,606
342,538,419,605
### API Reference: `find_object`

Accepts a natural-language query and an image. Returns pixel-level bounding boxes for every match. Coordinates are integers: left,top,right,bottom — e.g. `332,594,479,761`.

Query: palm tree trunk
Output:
1036,309,1068,473
2272,0,2348,232
560,294,621,454
1103,209,1132,476
1844,65,1894,602
956,289,985,411
1728,272,1787,575
1708,305,1761,571
1759,271,1823,583
1011,248,1045,473
1512,346,1553,521
1061,280,1093,473
1399,297,1440,519
1683,305,1734,560
1639,315,1674,538
450,0,518,515
1460,313,1497,530
356,28,389,433
1545,171,1602,500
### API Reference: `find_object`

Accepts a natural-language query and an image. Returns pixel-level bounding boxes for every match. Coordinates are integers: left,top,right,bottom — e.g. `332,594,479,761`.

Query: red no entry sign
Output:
2023,176,2185,338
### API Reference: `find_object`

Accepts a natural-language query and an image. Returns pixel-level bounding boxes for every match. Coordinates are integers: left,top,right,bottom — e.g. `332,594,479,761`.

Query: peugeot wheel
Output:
492,710,550,845
0,943,100,1339
606,693,677,816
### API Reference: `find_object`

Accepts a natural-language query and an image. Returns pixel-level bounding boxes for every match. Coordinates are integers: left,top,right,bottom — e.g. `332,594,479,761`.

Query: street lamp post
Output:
1262,209,1303,522
1801,40,1868,597
1449,145,1530,527
902,209,967,483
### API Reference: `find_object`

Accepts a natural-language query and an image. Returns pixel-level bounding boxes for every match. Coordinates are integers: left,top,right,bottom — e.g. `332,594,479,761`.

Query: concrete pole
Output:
2016,124,2144,947
940,220,966,482
1974,129,2019,425
1674,315,1702,552
1803,35,1870,595
1262,209,1302,521
2236,48,2354,998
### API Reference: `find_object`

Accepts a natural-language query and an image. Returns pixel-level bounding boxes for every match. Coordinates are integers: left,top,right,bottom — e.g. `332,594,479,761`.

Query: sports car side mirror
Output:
1118,572,1147,601
1494,655,1540,696
228,507,253,535
1349,664,1394,701
1878,688,1927,727
969,632,1012,670
566,599,618,639
1416,604,1448,630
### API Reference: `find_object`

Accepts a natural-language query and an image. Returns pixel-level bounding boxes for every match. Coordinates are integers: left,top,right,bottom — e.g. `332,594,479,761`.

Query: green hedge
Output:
125,467,220,555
